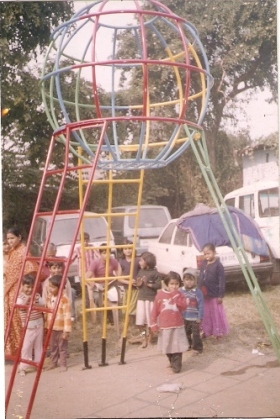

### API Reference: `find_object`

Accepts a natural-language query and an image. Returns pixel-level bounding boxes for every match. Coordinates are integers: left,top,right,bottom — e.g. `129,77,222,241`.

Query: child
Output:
118,239,140,327
40,242,58,282
135,251,162,348
16,274,45,376
71,232,96,307
198,242,229,338
86,243,122,297
150,271,188,373
42,260,76,321
45,274,72,372
180,268,204,353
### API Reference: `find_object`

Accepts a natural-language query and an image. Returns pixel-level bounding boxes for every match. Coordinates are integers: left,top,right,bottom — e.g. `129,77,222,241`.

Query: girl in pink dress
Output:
198,242,229,338
150,271,188,373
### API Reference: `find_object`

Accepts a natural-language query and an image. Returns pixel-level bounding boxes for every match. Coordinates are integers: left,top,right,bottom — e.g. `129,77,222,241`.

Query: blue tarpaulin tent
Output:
176,204,269,256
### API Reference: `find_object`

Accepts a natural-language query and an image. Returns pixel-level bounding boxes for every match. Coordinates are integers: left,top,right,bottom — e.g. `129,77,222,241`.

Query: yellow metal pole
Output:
119,169,145,364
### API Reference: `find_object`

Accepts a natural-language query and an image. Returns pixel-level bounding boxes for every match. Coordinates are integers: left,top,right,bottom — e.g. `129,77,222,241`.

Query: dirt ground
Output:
68,281,280,364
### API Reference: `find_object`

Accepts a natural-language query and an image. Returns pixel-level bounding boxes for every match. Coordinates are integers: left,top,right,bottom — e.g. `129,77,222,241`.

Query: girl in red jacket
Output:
150,271,189,373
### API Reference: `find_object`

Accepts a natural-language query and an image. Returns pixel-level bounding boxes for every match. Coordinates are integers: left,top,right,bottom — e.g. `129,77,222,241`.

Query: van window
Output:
159,222,176,244
31,219,47,255
128,208,169,229
33,218,46,244
259,187,279,217
50,217,108,245
240,194,255,218
111,215,124,231
225,198,235,207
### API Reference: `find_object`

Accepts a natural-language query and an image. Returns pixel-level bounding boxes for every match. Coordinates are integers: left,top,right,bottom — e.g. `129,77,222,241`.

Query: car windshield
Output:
128,208,169,229
50,217,108,245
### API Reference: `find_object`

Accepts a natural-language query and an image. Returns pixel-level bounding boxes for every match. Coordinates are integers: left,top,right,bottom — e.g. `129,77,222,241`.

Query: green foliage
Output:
141,129,247,218
0,2,73,73
253,132,279,157
115,0,277,215
1,2,74,233
170,0,277,127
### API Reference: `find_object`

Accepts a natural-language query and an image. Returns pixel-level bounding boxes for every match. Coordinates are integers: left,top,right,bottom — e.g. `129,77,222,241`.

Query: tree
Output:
1,55,113,234
114,0,277,214
1,2,74,136
139,129,247,218
165,0,277,167
0,2,73,68
1,66,81,236
1,2,74,233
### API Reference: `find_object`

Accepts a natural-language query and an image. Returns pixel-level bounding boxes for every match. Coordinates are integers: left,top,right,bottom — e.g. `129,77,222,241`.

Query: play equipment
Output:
40,0,212,169
5,1,280,418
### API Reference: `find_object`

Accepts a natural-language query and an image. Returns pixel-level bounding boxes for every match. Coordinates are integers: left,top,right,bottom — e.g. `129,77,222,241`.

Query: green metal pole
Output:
184,124,280,364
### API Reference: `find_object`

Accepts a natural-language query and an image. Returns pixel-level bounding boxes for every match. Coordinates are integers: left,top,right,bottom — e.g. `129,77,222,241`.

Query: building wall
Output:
242,149,278,185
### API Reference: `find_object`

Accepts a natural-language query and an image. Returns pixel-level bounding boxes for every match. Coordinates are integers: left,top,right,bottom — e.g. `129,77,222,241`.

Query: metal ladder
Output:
5,122,104,418
76,152,145,368
5,121,144,418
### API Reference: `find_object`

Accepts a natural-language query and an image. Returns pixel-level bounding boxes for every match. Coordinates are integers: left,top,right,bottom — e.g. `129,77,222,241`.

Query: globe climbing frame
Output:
40,0,213,169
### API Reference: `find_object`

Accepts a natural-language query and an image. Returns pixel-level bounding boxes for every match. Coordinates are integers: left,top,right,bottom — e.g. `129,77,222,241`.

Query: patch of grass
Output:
225,283,280,348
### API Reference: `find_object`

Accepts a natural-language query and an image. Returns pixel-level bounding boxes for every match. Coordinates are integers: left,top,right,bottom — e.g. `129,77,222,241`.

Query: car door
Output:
150,221,177,273
172,226,197,275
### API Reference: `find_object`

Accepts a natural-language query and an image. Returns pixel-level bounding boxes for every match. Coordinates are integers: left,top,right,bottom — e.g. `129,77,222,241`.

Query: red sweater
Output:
150,289,187,332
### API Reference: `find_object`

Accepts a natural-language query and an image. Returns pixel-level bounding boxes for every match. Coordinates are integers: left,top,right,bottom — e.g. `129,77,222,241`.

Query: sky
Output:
68,0,279,141
225,90,278,140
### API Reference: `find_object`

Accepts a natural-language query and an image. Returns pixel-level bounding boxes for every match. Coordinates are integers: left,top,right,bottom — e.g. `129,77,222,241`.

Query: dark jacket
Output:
198,258,225,298
137,268,161,302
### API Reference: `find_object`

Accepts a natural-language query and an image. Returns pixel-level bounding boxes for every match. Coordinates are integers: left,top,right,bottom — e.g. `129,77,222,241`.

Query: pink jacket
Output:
150,289,187,332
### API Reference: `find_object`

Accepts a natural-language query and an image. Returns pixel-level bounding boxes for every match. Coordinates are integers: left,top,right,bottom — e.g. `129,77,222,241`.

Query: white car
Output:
148,210,273,283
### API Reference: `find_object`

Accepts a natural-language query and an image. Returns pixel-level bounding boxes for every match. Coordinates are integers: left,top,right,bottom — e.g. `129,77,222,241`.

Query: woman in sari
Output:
5,227,38,358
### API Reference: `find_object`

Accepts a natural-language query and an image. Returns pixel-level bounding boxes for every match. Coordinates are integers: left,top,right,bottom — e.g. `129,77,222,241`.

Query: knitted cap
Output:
182,268,197,279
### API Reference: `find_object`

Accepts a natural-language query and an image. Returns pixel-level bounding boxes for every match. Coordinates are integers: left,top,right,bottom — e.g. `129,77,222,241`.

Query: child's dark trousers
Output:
166,353,183,373
184,319,203,353
49,330,68,367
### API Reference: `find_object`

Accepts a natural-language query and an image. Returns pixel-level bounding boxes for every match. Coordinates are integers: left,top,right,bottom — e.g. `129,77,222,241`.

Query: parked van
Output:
224,180,279,283
31,212,115,279
111,205,171,256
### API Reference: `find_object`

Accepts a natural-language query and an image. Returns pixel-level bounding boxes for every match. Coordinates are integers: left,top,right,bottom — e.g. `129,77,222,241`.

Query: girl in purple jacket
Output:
198,243,229,338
